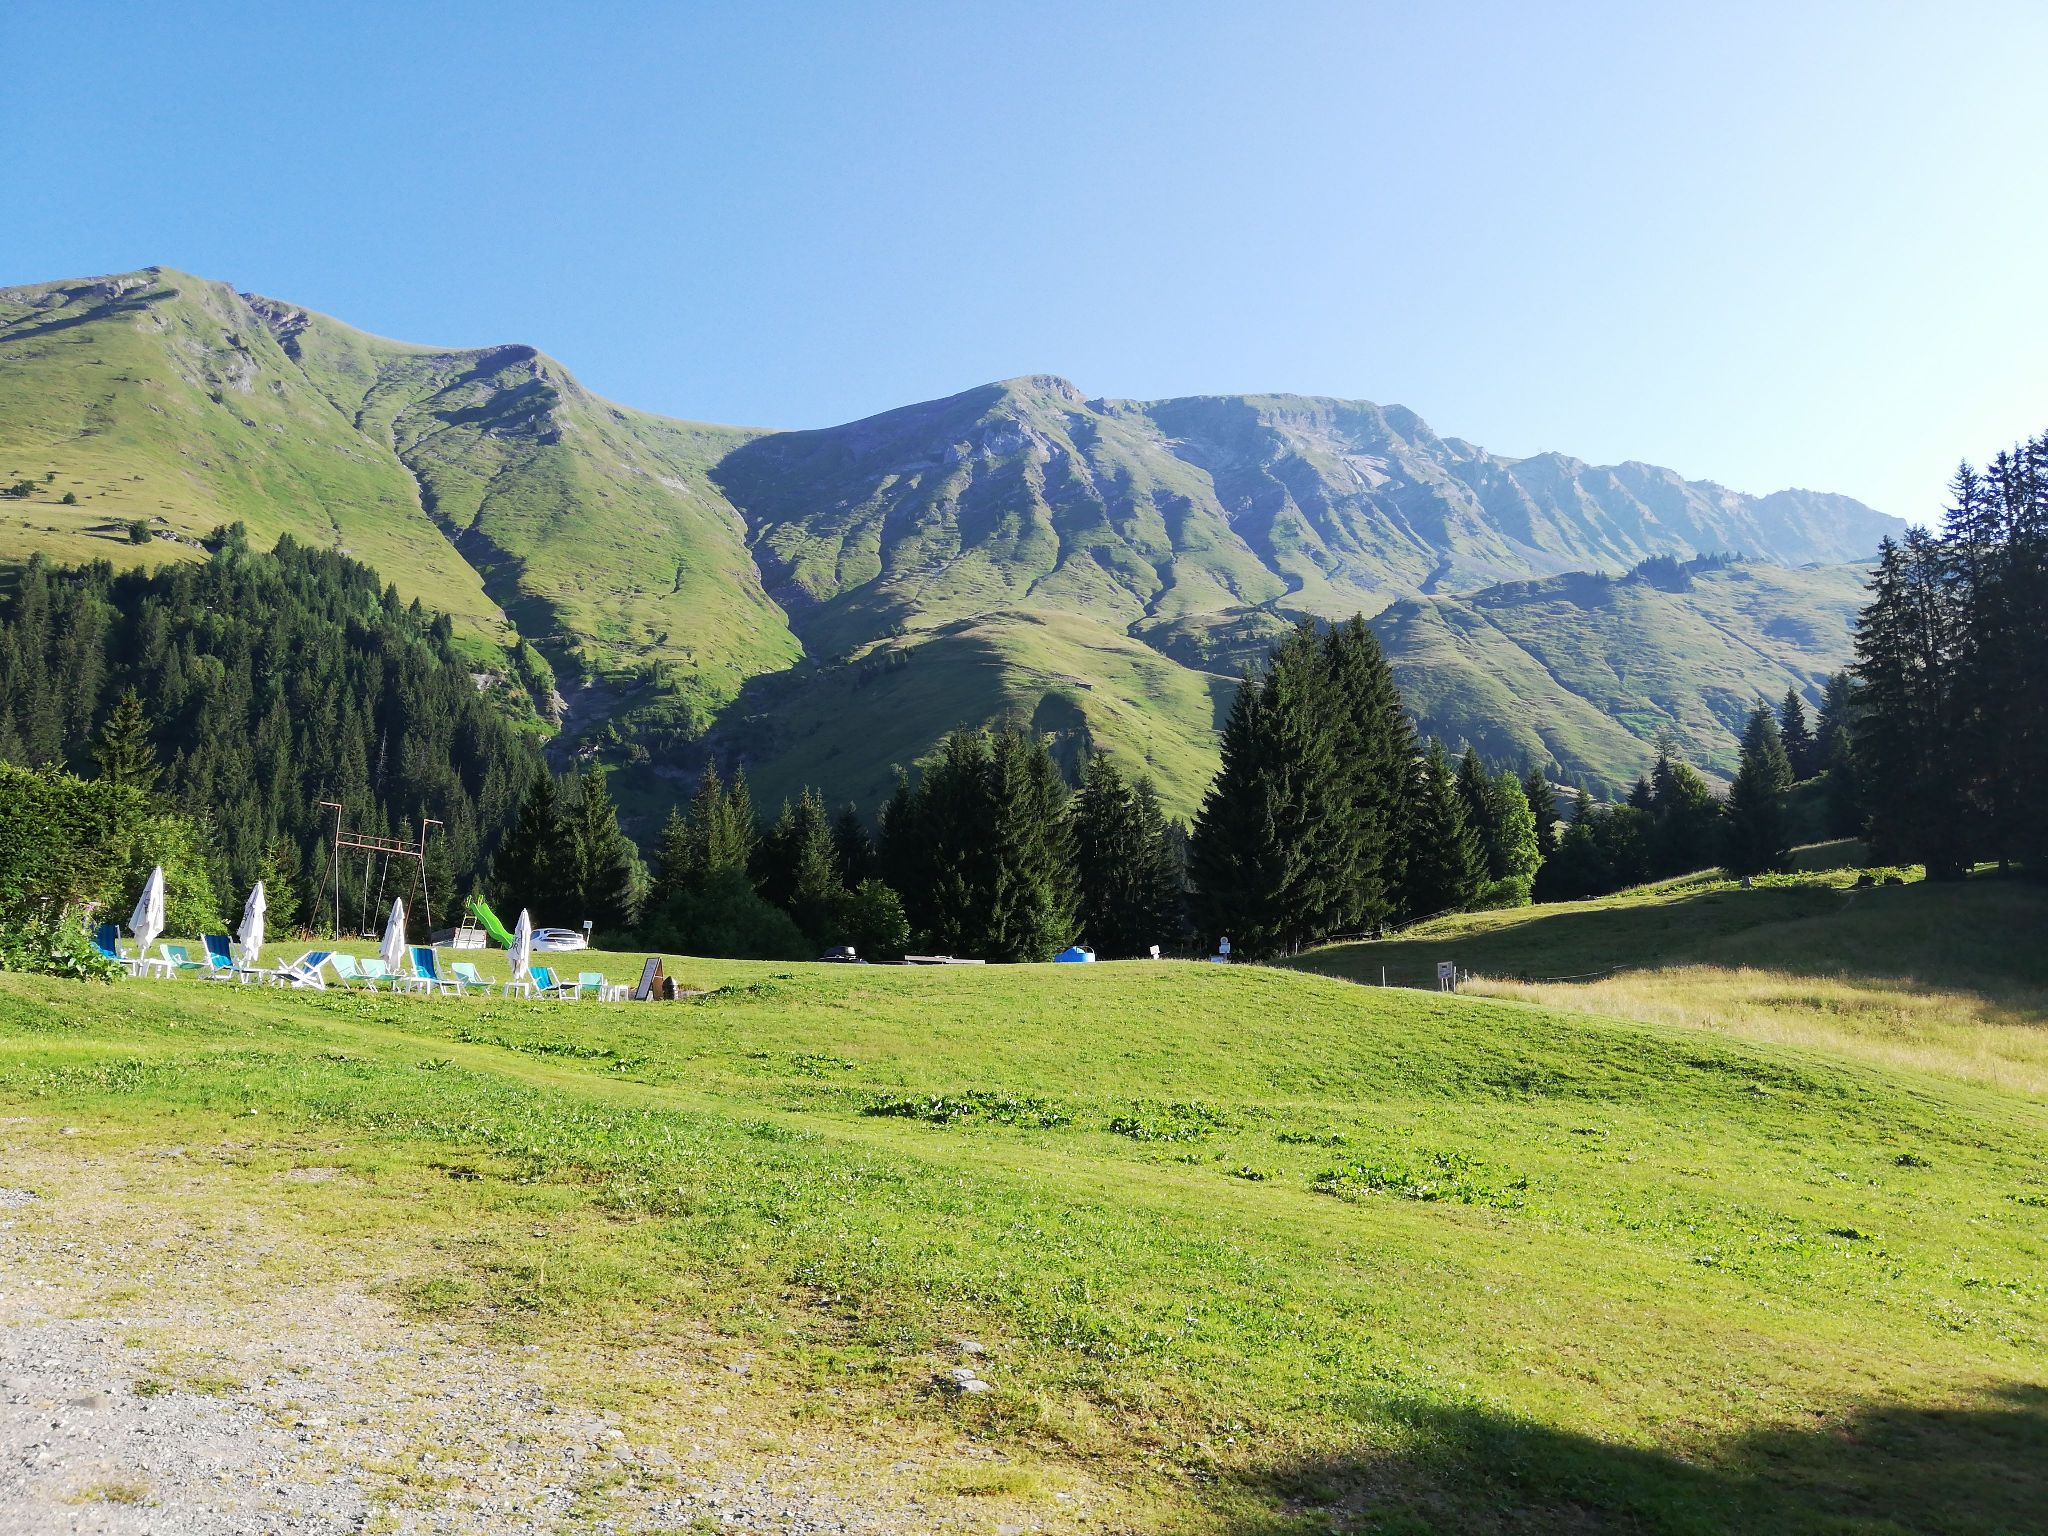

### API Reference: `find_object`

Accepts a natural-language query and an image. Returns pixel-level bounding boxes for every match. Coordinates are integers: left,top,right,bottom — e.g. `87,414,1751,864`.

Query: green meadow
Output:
3,913,2043,1532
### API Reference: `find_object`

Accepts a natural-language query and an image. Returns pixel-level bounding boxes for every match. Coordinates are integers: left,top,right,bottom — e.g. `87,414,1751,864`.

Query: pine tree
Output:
569,764,639,933
1316,617,1409,931
1725,704,1793,876
1399,738,1484,916
492,767,575,918
92,688,159,792
1523,768,1560,863
832,806,876,888
982,729,1076,963
1778,689,1817,780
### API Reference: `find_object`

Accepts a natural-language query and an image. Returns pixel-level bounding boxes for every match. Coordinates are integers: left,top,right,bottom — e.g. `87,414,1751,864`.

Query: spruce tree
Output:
1778,689,1817,780
1853,533,1970,876
1131,777,1190,951
1456,749,1506,879
650,804,693,909
1648,751,1723,877
1074,753,1142,955
569,764,639,933
982,729,1076,963
832,806,876,887
92,688,159,792
1399,738,1484,916
1316,617,1409,932
1523,768,1560,863
764,788,846,947
1074,754,1184,957
492,767,575,918
1189,674,1288,956
1725,704,1793,876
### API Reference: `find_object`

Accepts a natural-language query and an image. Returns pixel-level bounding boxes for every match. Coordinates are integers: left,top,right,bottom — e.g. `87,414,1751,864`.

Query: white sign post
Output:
1437,961,1457,993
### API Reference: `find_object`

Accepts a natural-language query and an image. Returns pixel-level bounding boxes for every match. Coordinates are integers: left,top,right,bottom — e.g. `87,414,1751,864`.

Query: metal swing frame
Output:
314,801,443,939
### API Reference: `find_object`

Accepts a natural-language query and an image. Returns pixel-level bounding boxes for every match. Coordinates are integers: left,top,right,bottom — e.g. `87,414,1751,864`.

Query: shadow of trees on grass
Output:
1220,1382,2048,1535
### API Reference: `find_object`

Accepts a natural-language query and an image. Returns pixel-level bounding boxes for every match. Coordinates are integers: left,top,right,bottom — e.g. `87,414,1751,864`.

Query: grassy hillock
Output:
1294,867,2048,1098
3,942,2042,1532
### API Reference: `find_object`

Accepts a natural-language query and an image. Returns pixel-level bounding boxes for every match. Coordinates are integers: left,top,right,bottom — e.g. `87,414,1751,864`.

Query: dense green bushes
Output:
0,762,219,957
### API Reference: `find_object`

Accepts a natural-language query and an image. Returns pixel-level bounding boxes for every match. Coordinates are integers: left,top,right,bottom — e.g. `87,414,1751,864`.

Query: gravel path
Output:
0,1161,1044,1535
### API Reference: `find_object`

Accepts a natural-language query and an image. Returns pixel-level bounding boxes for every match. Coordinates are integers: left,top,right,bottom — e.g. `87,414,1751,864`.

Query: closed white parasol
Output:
129,865,166,955
237,879,266,968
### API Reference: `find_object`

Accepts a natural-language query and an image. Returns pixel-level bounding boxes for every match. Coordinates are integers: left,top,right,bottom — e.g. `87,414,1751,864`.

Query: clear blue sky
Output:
6,1,2045,521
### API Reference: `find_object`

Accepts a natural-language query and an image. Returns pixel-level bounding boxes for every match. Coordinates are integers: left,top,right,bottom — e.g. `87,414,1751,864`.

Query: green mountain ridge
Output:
0,266,1900,815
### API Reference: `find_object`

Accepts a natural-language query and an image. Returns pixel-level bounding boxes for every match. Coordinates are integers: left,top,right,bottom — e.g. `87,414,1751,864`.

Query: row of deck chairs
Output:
92,926,628,1000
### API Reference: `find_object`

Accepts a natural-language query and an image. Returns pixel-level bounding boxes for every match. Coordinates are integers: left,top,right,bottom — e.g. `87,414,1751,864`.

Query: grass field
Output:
3,933,2044,1532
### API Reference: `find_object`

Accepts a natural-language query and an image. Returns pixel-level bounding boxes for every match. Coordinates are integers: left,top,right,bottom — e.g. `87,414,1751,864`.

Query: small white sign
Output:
1437,960,1457,992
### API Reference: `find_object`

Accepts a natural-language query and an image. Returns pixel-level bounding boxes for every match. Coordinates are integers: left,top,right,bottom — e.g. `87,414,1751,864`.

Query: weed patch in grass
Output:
1311,1151,1526,1208
861,1091,1071,1128
1106,1100,1232,1141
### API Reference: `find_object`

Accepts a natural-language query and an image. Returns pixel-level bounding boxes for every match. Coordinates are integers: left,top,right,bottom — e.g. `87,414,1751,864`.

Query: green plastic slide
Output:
466,894,515,948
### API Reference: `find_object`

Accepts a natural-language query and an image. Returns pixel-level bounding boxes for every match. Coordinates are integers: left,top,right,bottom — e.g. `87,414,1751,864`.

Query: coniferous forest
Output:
0,529,542,929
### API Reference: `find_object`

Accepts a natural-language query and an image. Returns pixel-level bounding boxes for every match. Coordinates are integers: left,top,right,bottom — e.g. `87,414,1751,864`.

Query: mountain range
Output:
0,268,1902,816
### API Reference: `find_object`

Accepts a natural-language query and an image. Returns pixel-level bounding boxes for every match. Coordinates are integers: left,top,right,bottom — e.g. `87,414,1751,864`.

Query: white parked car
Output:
530,927,589,952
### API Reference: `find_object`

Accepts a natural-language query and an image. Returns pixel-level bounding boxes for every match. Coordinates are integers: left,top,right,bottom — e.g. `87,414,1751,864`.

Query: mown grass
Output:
2,952,2044,1533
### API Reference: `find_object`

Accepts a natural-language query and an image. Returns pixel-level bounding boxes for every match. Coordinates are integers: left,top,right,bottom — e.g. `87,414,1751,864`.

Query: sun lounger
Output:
449,961,495,996
201,933,258,983
357,957,395,988
524,964,575,999
267,950,334,989
406,945,460,996
92,923,141,977
574,969,627,1001
326,953,381,989
158,943,205,975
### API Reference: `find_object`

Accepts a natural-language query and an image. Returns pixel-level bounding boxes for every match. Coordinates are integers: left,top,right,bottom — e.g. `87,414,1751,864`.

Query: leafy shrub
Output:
0,905,122,980
835,879,911,961
637,868,809,960
0,764,219,935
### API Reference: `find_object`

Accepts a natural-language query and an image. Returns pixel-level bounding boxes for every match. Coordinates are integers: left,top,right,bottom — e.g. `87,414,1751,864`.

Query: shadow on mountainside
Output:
1293,878,2048,1003
1219,1381,2048,1535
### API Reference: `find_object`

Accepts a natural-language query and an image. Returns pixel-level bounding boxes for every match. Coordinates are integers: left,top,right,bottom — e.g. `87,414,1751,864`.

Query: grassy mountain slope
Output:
4,931,2043,1531
0,267,1897,817
722,607,1233,815
0,271,509,642
0,269,802,746
1378,558,1868,790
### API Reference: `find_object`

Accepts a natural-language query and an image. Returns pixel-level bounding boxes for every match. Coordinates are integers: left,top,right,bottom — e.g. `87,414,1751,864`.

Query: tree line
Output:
1850,432,2047,877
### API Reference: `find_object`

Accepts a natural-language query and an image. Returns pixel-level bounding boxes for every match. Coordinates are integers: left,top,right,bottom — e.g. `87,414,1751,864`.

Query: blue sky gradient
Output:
6,1,2044,520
